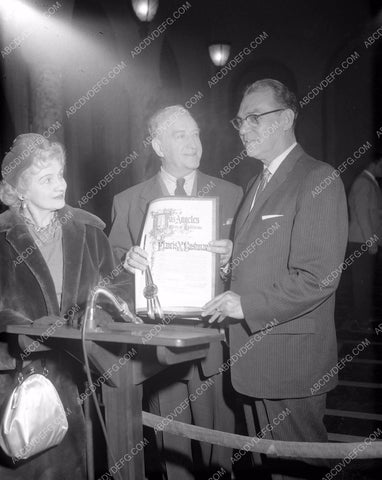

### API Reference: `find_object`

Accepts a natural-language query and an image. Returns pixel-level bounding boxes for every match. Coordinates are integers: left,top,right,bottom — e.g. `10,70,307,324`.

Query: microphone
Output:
84,287,143,331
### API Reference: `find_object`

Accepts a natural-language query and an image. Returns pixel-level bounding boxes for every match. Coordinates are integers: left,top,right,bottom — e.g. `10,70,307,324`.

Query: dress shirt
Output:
160,167,196,196
266,142,297,179
248,143,297,211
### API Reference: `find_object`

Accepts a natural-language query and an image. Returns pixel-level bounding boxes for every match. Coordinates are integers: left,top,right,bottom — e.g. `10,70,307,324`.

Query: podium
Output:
5,322,224,479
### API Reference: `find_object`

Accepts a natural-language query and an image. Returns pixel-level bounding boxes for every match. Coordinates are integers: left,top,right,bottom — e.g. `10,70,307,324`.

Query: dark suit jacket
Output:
348,170,382,244
229,144,348,398
109,170,243,377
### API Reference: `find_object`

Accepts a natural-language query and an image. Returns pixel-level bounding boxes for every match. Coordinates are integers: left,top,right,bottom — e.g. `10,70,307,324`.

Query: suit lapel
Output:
195,171,211,195
6,221,60,315
138,173,165,218
195,170,202,195
235,174,260,233
235,144,304,240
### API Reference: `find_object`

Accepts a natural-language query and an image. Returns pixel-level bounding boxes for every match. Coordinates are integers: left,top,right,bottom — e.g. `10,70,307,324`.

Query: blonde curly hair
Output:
0,138,65,209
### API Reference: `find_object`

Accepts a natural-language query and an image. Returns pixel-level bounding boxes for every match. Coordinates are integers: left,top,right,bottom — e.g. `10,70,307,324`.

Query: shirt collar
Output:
364,169,378,185
160,167,196,195
266,142,297,176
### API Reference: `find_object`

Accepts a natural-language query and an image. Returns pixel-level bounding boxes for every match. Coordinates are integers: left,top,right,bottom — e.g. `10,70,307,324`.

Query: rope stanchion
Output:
142,412,382,459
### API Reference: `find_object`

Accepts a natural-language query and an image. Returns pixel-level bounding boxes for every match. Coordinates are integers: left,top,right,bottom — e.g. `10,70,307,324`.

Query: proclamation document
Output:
135,197,218,318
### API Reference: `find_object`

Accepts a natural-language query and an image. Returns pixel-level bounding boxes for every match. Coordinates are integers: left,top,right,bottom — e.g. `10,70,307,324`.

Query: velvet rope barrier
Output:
142,412,382,459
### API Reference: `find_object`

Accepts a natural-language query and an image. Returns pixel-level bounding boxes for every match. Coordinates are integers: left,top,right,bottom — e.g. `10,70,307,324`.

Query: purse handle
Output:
15,357,48,384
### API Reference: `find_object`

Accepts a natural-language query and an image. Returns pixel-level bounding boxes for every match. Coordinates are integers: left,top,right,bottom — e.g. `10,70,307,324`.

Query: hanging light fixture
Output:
208,44,231,67
131,0,159,22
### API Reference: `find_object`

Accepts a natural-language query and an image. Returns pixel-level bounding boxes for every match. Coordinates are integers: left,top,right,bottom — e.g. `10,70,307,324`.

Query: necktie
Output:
174,177,187,196
250,168,271,211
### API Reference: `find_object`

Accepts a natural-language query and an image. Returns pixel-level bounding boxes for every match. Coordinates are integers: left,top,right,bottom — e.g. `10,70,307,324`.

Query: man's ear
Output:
152,137,164,157
282,109,295,131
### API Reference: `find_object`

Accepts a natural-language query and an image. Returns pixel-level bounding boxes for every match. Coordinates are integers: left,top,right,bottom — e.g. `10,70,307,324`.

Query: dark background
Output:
1,0,381,224
2,3,382,477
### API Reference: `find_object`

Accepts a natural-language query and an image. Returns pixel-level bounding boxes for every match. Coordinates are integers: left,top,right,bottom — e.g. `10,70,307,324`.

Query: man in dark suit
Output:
109,105,243,479
348,155,382,331
203,79,348,479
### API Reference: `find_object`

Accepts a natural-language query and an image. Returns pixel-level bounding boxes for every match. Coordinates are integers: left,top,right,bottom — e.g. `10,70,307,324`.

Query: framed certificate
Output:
134,196,218,318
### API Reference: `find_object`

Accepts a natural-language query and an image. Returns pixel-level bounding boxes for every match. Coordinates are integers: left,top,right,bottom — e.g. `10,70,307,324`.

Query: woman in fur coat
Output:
0,133,133,479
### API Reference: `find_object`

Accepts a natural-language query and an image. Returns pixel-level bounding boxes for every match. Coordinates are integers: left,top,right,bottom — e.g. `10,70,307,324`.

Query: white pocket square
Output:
262,214,284,220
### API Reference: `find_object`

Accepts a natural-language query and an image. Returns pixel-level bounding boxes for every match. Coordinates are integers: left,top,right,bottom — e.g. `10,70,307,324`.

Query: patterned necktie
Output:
250,168,271,211
174,177,187,196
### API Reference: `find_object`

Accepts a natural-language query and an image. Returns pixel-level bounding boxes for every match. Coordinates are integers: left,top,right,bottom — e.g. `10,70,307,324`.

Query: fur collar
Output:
0,204,105,232
0,205,105,315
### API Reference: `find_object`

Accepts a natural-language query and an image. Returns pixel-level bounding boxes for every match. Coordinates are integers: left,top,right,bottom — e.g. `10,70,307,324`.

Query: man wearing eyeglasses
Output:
203,79,348,479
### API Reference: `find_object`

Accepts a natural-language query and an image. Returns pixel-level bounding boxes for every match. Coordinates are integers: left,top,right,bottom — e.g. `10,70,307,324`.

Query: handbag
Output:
0,359,68,461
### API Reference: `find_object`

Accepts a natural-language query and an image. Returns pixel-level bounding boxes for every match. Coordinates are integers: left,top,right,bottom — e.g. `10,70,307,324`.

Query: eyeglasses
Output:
231,109,285,130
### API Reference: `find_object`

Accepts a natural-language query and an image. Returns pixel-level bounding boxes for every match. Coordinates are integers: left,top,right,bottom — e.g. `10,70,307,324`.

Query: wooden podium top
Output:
5,322,224,348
